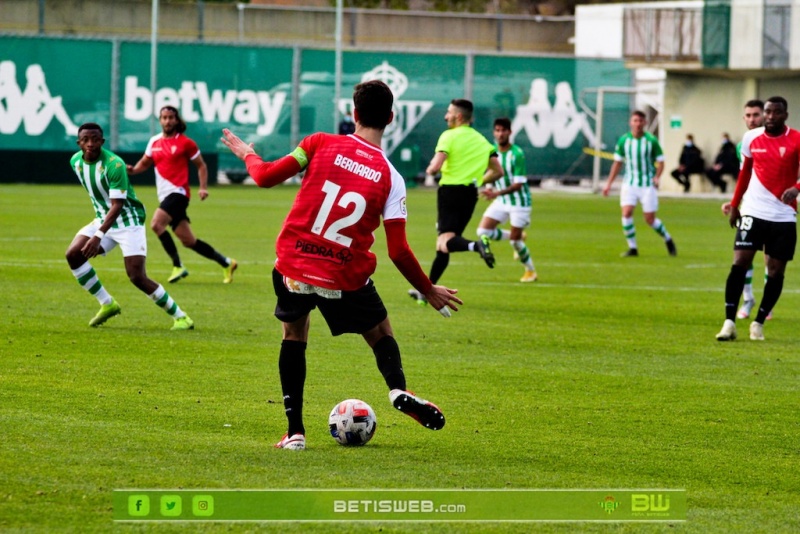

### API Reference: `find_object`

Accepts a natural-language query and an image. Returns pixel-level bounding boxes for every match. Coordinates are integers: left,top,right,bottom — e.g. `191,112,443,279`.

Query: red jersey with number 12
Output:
145,133,201,201
275,133,407,291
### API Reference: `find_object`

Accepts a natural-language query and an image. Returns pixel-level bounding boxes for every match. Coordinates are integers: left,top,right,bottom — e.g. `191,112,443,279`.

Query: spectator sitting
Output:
705,133,739,193
670,134,705,193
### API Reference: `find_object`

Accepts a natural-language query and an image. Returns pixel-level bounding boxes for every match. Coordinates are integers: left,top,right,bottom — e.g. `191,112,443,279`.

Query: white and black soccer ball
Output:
328,399,377,446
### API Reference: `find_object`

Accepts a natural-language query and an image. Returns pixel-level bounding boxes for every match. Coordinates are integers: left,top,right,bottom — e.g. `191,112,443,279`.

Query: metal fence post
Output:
110,38,120,151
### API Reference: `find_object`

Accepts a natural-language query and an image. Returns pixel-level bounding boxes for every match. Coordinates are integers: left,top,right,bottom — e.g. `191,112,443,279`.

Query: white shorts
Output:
77,222,148,257
481,200,531,229
620,184,659,213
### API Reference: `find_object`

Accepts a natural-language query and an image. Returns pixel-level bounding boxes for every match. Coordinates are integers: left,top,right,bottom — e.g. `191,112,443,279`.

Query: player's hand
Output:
198,188,209,201
728,206,740,228
481,188,497,200
221,129,256,161
126,164,134,174
81,236,101,259
780,186,799,205
721,202,733,215
601,183,611,197
424,285,463,316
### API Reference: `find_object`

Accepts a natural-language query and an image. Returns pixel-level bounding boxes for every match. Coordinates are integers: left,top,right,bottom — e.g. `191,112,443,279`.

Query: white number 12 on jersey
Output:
310,180,367,248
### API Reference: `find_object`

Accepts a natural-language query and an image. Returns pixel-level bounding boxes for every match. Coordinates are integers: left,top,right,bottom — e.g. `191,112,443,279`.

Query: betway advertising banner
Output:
0,36,631,177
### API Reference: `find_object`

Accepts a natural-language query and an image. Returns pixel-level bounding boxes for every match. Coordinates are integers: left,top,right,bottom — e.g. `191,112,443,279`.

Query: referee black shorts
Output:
437,184,478,235
272,268,388,336
159,193,191,230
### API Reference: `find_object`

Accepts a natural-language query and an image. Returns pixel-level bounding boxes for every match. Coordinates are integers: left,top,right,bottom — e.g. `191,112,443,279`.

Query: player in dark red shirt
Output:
222,80,462,450
128,106,237,284
717,96,800,342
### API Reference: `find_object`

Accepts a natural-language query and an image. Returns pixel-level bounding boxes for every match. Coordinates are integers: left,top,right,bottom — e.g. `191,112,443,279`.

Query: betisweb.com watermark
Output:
333,499,466,514
113,489,686,522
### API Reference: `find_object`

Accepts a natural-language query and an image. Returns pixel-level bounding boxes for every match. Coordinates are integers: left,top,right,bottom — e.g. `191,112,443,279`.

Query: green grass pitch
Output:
1,183,798,532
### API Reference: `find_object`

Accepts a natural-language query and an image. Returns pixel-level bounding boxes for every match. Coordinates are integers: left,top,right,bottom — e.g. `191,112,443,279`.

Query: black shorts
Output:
734,215,796,261
272,268,388,336
159,193,191,230
437,184,478,235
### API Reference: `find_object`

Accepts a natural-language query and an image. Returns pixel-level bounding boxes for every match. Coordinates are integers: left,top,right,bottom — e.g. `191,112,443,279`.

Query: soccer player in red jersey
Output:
717,96,800,341
127,106,237,284
221,80,462,450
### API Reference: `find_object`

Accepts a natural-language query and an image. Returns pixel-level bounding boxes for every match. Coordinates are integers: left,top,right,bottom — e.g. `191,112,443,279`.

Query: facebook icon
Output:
128,495,150,516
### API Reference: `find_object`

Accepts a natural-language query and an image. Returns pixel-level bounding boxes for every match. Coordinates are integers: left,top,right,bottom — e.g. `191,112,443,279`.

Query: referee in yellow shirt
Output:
409,99,503,305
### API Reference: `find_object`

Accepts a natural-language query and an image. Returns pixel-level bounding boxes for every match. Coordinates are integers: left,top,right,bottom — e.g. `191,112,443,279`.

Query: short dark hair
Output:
744,99,764,110
766,96,788,111
160,106,187,134
493,117,511,130
451,99,473,122
78,122,104,136
352,80,393,129
631,110,646,119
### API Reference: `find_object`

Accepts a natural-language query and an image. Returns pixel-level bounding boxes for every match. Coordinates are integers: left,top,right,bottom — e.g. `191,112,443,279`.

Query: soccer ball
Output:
328,399,377,446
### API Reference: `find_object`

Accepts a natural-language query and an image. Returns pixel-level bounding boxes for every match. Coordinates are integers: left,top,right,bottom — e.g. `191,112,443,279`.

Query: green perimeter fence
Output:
0,35,632,184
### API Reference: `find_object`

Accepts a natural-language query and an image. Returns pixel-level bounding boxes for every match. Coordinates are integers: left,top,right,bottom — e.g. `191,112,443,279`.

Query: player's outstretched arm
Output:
385,219,463,316
221,129,256,160
220,128,301,188
424,285,462,316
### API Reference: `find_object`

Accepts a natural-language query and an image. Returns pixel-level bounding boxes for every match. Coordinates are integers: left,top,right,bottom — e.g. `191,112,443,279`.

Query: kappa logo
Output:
511,78,597,149
779,146,786,157
338,61,433,156
0,60,79,136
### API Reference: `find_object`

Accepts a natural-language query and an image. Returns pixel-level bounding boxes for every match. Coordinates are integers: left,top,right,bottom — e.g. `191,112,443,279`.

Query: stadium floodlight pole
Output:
150,0,159,137
333,0,343,133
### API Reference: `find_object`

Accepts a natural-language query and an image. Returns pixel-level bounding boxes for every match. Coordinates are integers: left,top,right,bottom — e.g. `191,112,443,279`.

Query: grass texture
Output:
1,184,798,533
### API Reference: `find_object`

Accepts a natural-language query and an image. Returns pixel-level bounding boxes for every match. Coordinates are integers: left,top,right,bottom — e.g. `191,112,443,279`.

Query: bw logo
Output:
631,493,670,513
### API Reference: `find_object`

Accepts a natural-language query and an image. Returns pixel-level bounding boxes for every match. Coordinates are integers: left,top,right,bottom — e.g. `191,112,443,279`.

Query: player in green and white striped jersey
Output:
65,123,194,330
476,118,537,282
602,110,677,257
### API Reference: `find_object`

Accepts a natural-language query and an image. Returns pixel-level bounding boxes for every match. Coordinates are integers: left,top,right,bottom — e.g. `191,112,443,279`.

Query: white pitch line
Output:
478,281,800,294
